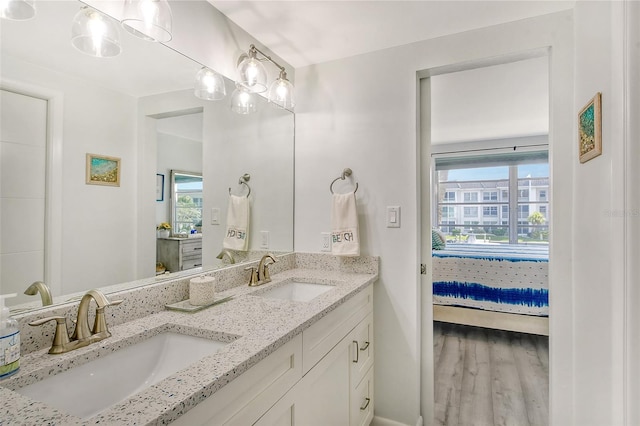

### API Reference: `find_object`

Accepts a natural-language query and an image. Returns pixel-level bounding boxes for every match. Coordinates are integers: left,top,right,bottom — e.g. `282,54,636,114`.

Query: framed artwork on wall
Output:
85,153,121,186
578,92,602,163
156,173,164,201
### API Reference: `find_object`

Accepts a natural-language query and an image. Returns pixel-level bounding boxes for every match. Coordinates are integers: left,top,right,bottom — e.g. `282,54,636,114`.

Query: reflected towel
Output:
223,195,250,251
331,191,360,257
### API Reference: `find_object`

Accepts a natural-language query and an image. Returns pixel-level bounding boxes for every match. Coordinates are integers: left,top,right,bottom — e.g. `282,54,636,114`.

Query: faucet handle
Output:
29,316,71,355
91,298,123,337
245,266,259,286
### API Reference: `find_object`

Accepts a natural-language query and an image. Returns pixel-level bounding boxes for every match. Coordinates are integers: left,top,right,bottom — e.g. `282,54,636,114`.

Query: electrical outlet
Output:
321,232,331,252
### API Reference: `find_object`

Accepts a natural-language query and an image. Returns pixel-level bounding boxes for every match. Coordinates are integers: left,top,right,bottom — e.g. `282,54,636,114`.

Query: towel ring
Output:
330,168,358,194
229,173,251,197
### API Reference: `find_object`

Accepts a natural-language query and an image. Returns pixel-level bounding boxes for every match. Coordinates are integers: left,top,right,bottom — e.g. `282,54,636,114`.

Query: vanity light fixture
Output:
230,84,257,115
121,0,172,43
237,44,295,110
194,67,226,101
71,6,121,58
0,0,35,20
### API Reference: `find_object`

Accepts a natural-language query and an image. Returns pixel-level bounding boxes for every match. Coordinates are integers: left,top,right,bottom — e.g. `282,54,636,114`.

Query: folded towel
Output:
331,191,360,256
223,195,250,251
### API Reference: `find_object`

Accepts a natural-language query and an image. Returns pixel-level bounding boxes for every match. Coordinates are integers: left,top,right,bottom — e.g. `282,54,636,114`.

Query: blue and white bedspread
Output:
432,244,549,316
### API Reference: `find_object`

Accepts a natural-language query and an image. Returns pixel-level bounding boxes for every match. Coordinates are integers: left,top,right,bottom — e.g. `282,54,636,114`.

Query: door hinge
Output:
420,264,427,275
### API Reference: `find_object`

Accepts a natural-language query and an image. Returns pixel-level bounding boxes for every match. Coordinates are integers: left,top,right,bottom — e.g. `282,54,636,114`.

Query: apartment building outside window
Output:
434,150,549,245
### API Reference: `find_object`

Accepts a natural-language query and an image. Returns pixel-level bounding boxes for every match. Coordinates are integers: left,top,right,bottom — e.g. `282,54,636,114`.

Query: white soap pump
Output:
0,293,20,379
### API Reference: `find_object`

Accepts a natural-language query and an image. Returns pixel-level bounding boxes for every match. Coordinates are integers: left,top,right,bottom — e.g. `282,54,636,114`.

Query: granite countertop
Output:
0,267,377,425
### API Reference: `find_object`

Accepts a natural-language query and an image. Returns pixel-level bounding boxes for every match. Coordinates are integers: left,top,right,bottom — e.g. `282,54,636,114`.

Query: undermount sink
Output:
17,332,229,419
256,281,334,302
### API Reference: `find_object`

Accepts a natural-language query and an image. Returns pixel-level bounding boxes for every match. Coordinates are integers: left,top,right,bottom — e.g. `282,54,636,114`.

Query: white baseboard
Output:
372,415,423,426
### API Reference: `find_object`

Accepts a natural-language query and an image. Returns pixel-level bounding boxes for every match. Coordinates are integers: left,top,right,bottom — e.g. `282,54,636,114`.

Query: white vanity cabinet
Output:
172,285,374,426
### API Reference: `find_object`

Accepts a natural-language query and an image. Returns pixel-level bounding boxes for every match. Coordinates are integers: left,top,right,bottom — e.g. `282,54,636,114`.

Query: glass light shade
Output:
0,0,36,21
230,85,257,115
0,0,35,20
121,0,172,43
268,75,295,110
194,67,226,101
237,54,267,93
71,7,121,58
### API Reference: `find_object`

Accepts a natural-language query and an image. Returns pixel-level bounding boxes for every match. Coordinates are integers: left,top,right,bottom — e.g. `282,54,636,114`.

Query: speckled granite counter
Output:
0,253,378,425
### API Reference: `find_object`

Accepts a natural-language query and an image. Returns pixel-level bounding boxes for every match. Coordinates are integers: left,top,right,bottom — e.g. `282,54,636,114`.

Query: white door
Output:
418,76,434,424
0,89,48,305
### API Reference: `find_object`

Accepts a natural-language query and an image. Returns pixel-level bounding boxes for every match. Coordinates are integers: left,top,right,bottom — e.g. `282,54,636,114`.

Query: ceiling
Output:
208,0,574,69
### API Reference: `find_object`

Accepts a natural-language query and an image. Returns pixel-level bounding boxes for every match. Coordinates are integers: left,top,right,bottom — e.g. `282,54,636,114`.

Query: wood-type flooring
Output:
433,321,549,426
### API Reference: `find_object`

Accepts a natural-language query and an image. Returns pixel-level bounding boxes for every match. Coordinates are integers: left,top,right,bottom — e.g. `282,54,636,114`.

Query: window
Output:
441,206,455,218
170,170,203,234
434,152,549,245
483,206,498,217
463,192,478,202
483,191,498,201
464,206,478,217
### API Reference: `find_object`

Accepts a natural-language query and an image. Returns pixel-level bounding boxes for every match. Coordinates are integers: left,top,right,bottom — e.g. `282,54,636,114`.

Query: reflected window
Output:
171,170,202,234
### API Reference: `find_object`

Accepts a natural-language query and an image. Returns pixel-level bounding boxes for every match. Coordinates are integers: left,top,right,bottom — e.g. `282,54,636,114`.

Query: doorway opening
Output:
419,51,551,425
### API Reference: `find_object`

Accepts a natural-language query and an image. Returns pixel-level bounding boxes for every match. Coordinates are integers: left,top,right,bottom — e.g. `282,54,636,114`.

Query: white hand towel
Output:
331,191,360,257
223,195,250,251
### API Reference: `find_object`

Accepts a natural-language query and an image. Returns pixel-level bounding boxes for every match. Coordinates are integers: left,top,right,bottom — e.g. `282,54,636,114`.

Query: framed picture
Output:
578,92,602,163
86,153,121,186
156,173,164,201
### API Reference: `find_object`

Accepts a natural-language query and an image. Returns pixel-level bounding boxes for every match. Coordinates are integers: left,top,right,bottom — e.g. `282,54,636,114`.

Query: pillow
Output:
432,229,446,250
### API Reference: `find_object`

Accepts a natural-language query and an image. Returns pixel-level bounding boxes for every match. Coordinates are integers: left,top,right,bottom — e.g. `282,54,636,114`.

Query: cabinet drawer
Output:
181,240,202,255
303,285,373,373
171,334,303,426
181,257,203,270
350,312,373,386
350,366,374,426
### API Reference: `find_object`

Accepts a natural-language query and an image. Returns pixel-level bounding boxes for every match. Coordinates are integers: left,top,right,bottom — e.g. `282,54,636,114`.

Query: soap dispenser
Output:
0,293,20,379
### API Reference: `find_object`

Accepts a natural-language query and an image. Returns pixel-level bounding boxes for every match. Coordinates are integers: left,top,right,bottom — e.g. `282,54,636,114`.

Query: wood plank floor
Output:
433,322,549,426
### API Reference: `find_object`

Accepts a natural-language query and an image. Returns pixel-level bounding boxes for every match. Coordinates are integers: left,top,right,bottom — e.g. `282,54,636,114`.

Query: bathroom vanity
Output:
0,253,377,425
156,237,203,272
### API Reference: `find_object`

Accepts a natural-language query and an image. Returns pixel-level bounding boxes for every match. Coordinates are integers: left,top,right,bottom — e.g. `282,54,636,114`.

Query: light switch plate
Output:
387,206,401,228
260,231,269,249
211,208,220,225
321,232,331,252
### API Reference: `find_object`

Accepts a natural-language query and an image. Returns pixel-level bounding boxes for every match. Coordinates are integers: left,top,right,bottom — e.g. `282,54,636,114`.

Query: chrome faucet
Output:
29,289,122,354
216,249,236,264
24,281,53,306
257,253,277,285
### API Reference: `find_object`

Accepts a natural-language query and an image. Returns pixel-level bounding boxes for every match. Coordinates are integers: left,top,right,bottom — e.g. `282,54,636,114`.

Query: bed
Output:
432,244,549,335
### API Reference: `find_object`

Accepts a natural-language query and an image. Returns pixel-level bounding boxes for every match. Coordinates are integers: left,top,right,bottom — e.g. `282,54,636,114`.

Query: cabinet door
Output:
350,366,374,426
296,337,351,426
253,389,297,426
170,335,302,426
350,312,374,386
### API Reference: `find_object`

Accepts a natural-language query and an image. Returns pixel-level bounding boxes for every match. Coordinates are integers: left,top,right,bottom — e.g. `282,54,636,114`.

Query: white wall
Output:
572,1,634,424
431,56,549,144
626,3,640,423
295,11,574,426
1,55,138,295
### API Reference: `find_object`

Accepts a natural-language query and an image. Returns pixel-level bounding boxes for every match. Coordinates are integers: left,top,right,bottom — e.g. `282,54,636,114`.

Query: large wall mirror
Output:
0,1,294,311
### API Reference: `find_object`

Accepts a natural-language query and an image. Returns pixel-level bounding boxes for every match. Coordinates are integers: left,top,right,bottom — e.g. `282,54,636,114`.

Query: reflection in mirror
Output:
0,1,294,312
170,170,203,236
